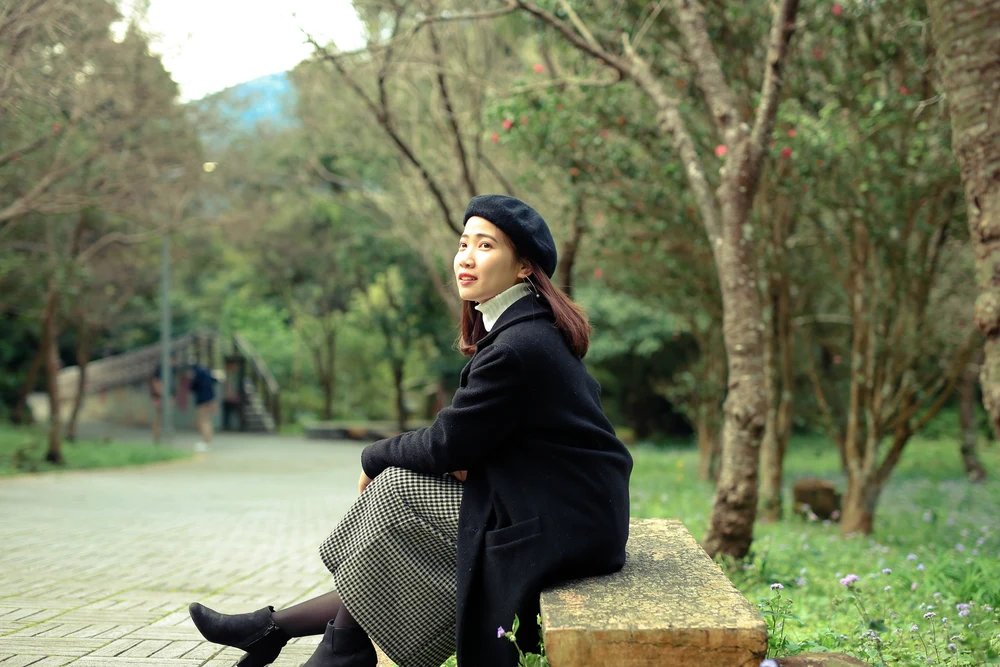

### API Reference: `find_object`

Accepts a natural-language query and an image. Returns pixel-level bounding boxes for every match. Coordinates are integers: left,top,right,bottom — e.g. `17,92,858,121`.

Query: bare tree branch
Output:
670,0,741,140
556,0,601,52
634,0,667,51
480,154,516,196
0,128,59,169
304,30,462,234
428,24,477,198
622,34,723,245
307,2,520,63
748,0,801,167
514,0,629,74
503,73,621,96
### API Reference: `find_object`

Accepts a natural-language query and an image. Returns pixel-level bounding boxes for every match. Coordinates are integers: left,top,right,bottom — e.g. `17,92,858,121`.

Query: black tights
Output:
271,590,360,637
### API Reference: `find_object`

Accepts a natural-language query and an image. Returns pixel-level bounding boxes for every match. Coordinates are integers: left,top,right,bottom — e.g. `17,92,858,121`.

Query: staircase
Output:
242,377,276,433
50,330,281,434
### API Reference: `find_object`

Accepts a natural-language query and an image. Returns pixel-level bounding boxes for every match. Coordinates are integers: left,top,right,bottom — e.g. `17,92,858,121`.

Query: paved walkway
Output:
0,429,386,666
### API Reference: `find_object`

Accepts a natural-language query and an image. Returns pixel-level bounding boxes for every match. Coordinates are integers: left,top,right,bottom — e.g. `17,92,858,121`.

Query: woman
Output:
188,195,633,667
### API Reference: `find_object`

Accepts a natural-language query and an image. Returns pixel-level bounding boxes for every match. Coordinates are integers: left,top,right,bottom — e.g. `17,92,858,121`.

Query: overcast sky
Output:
139,0,366,102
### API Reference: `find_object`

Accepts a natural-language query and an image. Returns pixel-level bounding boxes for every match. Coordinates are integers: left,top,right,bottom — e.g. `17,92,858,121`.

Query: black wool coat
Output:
362,294,633,667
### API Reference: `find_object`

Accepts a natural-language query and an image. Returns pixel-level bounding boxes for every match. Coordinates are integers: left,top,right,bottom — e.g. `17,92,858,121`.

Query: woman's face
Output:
455,217,529,303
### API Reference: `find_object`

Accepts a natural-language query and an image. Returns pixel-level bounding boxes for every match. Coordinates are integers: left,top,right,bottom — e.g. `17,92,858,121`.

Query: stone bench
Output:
540,518,767,666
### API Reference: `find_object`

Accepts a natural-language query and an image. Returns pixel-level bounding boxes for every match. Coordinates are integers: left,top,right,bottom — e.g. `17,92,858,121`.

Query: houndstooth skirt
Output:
319,467,464,667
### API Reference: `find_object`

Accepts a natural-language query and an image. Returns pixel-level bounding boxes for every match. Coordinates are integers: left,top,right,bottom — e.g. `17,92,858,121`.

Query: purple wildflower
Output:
840,573,860,587
959,609,970,618
497,626,505,638
907,554,917,560
884,585,891,592
911,583,918,591
910,624,919,632
796,577,807,587
770,583,784,590
918,564,925,571
933,591,941,597
882,568,892,575
948,643,957,651
924,612,936,619
761,660,779,667
956,603,970,611
956,543,966,552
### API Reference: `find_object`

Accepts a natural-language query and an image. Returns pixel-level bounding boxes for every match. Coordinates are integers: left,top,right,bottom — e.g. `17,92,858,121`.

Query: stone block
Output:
776,653,870,666
540,518,767,667
792,479,842,521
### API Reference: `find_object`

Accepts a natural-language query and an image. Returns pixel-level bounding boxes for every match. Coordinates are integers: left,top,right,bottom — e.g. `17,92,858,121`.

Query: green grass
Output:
0,423,192,477
630,434,1000,665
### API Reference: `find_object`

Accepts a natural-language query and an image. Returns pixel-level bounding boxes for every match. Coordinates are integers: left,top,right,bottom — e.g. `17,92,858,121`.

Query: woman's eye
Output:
458,242,467,250
480,243,492,249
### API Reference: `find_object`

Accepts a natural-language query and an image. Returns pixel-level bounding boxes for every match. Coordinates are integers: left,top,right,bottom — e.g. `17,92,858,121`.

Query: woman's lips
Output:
458,275,477,285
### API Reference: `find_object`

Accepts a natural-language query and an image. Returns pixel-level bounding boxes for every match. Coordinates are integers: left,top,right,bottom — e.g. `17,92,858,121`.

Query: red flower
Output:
594,268,604,279
715,145,728,158
502,119,514,130
787,128,797,138
831,4,844,16
600,129,610,139
781,147,793,158
899,85,910,95
813,48,824,59
491,132,500,144
533,64,544,73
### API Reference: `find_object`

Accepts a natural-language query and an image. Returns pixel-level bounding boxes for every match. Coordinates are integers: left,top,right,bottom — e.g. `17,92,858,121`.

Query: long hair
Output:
458,257,592,358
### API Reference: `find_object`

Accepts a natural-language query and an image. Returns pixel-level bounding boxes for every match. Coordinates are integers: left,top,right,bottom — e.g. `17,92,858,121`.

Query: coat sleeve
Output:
361,343,524,477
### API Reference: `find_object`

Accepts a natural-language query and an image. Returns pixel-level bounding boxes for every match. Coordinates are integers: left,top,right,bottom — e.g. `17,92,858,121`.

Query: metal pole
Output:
160,231,172,443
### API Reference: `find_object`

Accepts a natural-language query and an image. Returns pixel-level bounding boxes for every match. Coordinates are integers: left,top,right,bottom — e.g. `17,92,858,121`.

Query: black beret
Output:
462,194,558,278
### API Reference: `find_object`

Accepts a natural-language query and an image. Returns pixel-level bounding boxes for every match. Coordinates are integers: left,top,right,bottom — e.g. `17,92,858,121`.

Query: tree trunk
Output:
696,406,719,482
841,475,882,536
703,189,769,558
12,345,43,425
323,329,337,421
557,197,586,298
927,0,1000,439
393,363,407,432
959,356,988,482
759,271,794,521
65,320,92,442
41,274,63,464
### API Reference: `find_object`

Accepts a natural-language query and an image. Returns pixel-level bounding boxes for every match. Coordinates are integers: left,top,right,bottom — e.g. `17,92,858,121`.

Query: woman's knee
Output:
371,466,408,493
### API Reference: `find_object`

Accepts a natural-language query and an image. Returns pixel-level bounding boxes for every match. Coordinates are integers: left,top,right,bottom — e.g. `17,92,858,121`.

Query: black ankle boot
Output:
188,602,290,667
303,622,377,667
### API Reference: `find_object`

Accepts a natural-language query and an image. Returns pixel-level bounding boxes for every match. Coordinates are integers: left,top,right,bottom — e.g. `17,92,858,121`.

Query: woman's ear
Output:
518,265,533,280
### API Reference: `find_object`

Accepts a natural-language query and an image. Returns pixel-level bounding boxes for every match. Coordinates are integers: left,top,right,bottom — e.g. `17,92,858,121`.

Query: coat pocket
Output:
485,516,542,549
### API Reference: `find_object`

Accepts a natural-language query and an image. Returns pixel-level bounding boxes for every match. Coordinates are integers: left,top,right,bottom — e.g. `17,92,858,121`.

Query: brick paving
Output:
0,429,391,666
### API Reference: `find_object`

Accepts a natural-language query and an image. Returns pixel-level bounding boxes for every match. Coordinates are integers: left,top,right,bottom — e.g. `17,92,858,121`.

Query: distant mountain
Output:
192,71,298,147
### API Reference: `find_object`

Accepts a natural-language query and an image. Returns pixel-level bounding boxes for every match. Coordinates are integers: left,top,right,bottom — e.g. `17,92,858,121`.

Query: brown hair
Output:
458,255,592,359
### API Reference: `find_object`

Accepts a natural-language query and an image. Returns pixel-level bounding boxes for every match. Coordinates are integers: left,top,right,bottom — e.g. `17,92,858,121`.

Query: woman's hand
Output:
449,470,467,482
358,470,374,495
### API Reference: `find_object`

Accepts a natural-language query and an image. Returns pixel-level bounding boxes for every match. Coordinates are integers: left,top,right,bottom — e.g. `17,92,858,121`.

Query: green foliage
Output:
498,614,549,667
0,423,190,477
630,435,1000,665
